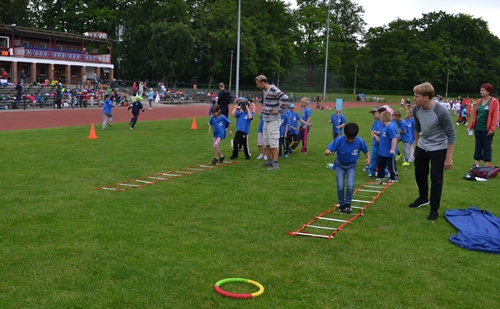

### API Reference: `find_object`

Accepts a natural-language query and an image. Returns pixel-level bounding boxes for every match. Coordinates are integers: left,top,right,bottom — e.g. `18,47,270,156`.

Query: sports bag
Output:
464,166,500,181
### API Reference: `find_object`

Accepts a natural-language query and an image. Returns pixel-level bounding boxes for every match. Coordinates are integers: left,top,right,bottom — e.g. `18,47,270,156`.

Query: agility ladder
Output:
287,181,393,239
93,161,237,191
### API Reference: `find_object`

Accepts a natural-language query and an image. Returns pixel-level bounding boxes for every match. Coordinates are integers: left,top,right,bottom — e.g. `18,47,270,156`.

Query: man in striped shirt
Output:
255,75,289,171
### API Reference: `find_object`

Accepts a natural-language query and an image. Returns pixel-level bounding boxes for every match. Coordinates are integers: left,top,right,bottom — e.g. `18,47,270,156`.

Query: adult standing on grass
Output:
468,83,499,167
216,82,231,119
410,82,456,221
255,75,289,171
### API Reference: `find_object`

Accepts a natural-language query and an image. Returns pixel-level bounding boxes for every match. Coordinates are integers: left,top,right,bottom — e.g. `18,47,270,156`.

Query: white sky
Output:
288,0,500,38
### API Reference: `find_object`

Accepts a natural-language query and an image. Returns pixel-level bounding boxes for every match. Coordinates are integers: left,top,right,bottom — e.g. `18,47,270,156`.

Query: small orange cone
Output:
190,117,198,130
88,122,98,139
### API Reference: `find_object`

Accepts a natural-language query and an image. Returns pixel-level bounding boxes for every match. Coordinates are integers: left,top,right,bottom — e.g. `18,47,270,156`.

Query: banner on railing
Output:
83,32,108,39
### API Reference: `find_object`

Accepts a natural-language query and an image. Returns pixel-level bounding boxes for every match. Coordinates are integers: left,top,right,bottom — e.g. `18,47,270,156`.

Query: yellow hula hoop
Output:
214,278,264,298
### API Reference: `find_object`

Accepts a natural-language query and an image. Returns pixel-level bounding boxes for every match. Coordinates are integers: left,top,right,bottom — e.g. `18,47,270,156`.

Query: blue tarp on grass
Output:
445,207,500,254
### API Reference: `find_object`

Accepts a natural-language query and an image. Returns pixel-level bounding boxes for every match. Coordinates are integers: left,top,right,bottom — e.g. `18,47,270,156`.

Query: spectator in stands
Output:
82,74,87,87
55,83,63,109
139,81,144,96
147,88,154,110
1,69,7,80
20,70,26,85
132,82,137,95
93,73,99,91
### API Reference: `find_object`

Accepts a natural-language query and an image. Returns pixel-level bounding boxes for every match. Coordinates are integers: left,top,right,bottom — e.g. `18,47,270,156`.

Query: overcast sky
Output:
287,0,500,38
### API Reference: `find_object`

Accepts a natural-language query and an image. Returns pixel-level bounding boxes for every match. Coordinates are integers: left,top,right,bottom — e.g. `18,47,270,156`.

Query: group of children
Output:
325,104,416,213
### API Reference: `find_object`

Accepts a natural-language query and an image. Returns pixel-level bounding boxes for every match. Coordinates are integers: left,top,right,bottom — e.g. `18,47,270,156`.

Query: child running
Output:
325,123,370,214
208,104,232,164
128,96,145,130
101,93,114,130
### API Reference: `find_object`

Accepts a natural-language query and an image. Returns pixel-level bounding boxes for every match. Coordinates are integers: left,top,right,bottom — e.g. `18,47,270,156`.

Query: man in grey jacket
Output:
410,82,456,220
255,75,288,171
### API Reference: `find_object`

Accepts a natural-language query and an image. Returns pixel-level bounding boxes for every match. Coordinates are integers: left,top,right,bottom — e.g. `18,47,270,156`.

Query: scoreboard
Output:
0,47,10,56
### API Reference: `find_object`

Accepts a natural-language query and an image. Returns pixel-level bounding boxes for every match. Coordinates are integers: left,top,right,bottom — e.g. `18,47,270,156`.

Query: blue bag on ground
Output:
445,207,500,254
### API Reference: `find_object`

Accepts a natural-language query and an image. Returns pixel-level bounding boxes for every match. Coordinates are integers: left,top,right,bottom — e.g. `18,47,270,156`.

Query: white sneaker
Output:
256,154,264,160
263,155,268,160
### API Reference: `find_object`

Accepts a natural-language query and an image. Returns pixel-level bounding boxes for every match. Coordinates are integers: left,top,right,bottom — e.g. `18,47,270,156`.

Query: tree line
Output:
2,0,499,95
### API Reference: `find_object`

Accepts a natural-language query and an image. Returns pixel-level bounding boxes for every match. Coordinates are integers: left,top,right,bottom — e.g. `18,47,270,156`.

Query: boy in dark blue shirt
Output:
325,123,370,214
128,96,145,130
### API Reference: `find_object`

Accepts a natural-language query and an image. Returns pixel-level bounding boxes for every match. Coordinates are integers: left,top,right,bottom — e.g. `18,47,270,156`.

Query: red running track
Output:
0,101,377,131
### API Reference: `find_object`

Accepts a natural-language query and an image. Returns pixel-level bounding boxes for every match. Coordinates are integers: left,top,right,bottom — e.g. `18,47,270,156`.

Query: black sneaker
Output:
219,156,225,164
344,204,352,214
409,197,429,208
230,155,238,160
338,205,345,213
427,209,439,220
211,158,218,165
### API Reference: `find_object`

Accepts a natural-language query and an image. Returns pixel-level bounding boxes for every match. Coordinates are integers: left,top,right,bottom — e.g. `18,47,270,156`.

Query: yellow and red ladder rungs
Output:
93,161,237,191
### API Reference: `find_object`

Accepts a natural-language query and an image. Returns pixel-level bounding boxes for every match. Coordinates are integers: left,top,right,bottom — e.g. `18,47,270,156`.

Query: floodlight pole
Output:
322,1,330,103
235,0,241,99
445,69,450,98
229,50,234,92
354,64,357,95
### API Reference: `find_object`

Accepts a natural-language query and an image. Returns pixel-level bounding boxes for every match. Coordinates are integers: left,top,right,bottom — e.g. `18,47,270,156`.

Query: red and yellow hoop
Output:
214,278,264,299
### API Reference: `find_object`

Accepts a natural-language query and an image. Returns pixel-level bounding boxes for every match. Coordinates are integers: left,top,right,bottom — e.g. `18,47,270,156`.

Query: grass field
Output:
1,105,499,308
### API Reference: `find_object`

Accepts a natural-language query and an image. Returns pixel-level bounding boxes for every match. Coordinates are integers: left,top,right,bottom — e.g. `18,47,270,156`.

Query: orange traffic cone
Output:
190,117,198,130
88,122,98,139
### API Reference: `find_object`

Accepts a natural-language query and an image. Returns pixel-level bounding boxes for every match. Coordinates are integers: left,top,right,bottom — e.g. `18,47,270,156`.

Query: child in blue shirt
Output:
286,104,300,155
279,105,290,157
325,123,370,214
256,115,266,160
377,111,398,183
394,110,411,166
147,88,155,109
101,93,114,130
367,107,385,177
208,104,232,164
329,110,347,140
405,108,415,162
230,101,253,160
290,97,312,153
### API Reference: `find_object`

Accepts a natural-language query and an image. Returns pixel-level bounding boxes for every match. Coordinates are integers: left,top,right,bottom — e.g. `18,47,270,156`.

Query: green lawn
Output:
1,106,499,308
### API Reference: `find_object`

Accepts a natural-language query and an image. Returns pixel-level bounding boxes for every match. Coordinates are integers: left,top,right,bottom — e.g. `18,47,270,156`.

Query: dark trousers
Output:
414,147,447,210
377,156,396,180
474,130,494,162
130,114,139,128
232,131,250,158
279,136,289,156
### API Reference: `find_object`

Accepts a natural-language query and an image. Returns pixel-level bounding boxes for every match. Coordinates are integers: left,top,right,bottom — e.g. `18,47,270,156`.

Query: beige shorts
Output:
263,120,280,148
